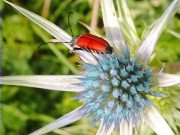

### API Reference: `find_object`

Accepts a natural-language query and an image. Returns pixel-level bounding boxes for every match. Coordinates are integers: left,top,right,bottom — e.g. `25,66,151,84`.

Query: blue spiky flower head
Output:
78,52,162,129
2,0,180,135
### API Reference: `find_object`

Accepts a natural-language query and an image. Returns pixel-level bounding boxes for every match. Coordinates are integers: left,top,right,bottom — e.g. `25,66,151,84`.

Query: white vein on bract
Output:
157,73,180,87
4,0,73,50
128,120,133,135
29,106,85,135
76,50,104,65
76,50,98,64
0,75,84,92
120,120,133,135
143,106,174,135
105,123,115,135
96,120,105,135
135,0,179,64
101,0,128,55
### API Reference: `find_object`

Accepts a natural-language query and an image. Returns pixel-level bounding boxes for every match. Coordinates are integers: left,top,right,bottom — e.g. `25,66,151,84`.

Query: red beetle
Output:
40,12,114,54
71,33,113,54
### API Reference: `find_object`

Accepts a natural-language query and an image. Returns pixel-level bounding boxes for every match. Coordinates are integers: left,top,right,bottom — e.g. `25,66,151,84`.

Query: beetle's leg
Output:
73,47,84,51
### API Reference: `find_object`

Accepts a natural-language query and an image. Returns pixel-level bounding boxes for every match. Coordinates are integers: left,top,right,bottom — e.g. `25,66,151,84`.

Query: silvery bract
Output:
2,0,180,135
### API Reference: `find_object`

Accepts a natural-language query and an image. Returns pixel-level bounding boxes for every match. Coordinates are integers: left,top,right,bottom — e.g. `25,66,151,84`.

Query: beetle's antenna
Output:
68,12,74,37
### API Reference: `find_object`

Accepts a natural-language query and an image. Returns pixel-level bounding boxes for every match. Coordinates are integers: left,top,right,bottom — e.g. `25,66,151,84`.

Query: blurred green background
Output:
1,0,180,135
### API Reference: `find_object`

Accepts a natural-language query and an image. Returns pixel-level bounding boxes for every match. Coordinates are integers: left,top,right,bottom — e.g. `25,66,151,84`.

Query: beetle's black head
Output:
106,46,114,54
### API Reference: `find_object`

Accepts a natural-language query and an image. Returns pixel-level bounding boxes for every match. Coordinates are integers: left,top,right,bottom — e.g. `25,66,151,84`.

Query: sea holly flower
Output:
1,0,180,135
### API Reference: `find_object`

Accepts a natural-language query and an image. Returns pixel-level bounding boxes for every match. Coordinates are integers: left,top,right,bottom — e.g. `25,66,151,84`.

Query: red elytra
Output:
72,33,113,54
